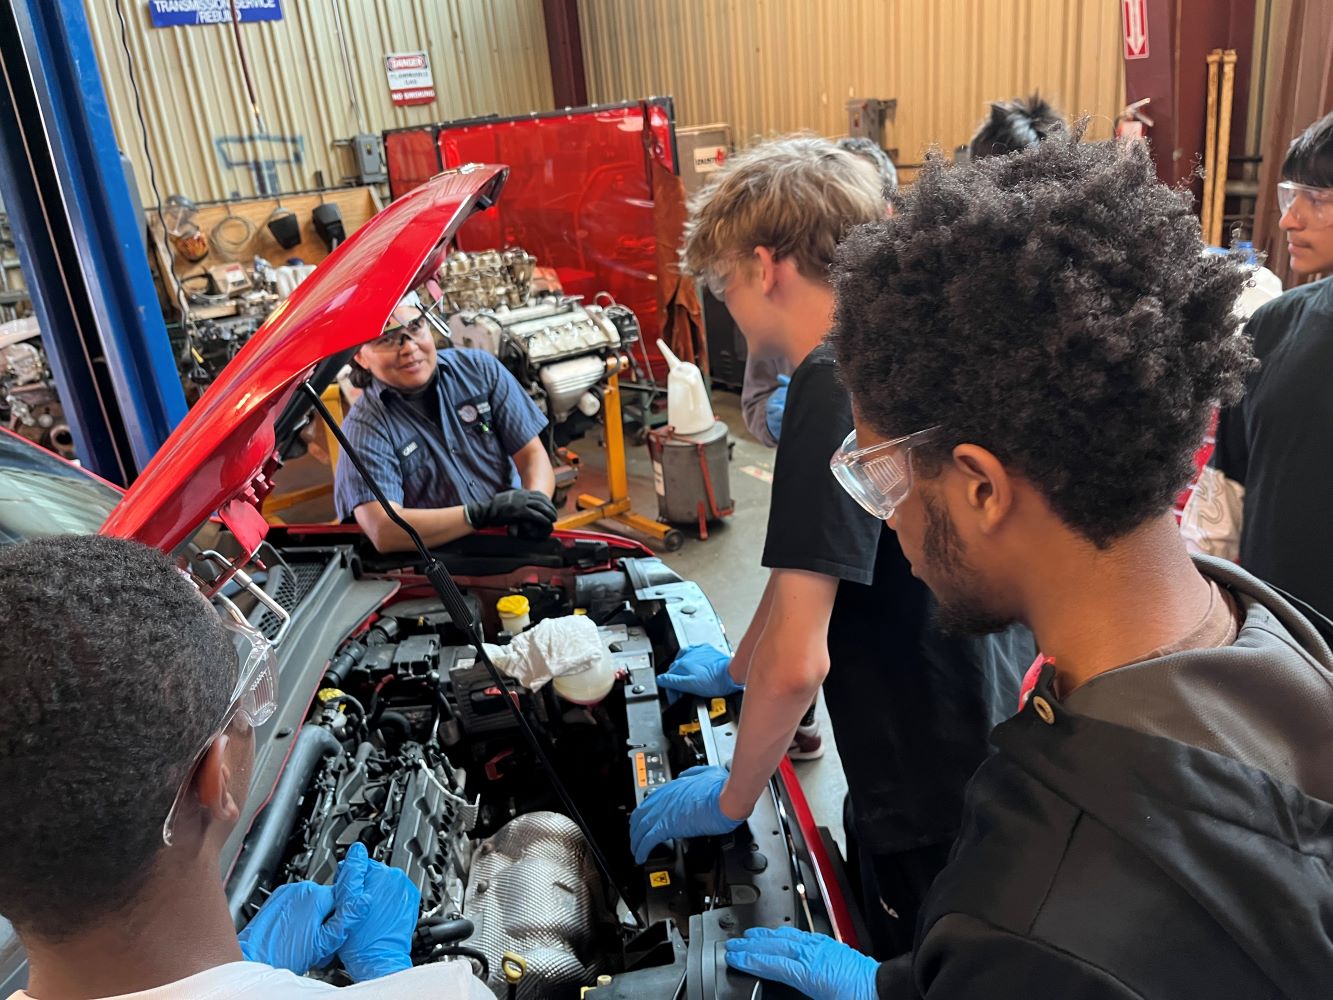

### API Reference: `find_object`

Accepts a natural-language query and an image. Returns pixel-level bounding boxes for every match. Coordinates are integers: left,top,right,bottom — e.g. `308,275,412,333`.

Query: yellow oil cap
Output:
497,595,530,617
501,951,527,984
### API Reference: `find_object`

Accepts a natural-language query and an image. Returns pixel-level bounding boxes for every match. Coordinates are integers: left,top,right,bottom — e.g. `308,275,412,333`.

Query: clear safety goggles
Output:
830,425,941,520
161,610,278,846
701,252,752,300
364,316,432,352
703,268,732,300
1277,181,1333,228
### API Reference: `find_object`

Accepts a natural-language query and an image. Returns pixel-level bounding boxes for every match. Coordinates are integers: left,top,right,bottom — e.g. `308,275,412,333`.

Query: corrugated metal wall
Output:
86,0,553,203
579,0,1125,175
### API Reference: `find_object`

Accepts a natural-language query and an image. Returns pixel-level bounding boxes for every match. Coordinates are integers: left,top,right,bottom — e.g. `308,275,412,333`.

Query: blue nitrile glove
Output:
657,644,742,704
337,845,422,982
765,374,790,442
629,765,742,864
238,846,370,973
725,926,879,1000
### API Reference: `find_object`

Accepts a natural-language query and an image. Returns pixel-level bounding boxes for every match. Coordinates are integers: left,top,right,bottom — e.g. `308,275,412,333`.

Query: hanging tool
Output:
209,201,256,261
267,195,300,249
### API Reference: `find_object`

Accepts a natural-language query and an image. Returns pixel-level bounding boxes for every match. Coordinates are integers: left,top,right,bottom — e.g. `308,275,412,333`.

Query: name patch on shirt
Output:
400,440,420,458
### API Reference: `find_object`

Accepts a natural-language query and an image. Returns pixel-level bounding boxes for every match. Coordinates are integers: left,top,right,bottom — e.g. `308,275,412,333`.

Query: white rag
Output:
485,614,605,691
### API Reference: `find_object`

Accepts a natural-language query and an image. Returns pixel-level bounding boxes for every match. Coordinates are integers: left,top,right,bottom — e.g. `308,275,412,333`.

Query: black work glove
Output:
466,489,557,539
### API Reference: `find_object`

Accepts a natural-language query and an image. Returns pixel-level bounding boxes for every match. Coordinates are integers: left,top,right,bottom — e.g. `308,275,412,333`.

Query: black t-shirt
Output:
395,371,444,433
762,343,1032,854
1212,276,1333,620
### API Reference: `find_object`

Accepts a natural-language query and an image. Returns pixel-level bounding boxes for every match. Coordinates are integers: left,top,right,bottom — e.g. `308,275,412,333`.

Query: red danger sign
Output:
385,53,427,72
384,51,436,106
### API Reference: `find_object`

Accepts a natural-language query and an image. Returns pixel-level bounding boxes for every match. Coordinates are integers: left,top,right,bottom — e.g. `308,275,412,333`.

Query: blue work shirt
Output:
334,349,547,521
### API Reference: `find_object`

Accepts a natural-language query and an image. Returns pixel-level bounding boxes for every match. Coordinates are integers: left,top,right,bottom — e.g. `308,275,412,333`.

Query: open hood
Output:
101,165,507,556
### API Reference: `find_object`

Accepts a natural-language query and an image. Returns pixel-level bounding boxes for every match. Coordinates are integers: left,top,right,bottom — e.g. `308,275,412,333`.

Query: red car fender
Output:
777,756,862,950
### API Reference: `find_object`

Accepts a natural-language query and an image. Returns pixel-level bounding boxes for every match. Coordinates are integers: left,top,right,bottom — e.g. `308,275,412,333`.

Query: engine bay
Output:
225,550,829,999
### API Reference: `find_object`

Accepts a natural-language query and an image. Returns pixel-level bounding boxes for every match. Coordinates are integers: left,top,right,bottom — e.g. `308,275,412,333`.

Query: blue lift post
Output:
0,0,186,484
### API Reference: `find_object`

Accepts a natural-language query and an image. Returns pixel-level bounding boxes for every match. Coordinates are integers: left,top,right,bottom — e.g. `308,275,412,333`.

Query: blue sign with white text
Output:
148,0,283,28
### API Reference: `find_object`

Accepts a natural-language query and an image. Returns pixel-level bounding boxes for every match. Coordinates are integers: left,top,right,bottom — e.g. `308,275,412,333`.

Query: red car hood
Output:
102,166,507,556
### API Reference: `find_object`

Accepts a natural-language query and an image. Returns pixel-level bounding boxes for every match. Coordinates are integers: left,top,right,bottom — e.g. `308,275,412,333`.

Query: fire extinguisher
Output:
1116,97,1154,141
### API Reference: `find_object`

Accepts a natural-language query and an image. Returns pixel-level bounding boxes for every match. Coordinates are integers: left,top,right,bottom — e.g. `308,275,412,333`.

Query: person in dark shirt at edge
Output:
333,292,558,553
627,136,1034,961
723,129,1333,999
1184,110,1333,621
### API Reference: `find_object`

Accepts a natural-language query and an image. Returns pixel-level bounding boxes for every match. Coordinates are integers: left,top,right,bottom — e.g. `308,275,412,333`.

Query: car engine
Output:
438,247,643,428
0,318,74,459
225,552,821,999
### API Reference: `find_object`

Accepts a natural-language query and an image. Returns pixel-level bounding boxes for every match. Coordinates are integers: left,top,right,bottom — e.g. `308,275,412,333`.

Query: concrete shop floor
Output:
565,389,849,853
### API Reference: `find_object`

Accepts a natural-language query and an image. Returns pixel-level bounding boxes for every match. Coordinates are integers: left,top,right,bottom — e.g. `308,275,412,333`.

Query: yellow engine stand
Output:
555,368,683,550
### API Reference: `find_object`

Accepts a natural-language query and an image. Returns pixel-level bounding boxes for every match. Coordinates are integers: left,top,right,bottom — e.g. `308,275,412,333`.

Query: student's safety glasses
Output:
1277,181,1333,228
701,252,753,301
161,609,278,847
830,425,941,520
703,268,732,300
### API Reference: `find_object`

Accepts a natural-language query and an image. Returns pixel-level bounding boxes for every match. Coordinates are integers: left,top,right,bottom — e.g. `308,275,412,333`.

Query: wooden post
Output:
1202,49,1222,245
1211,50,1239,247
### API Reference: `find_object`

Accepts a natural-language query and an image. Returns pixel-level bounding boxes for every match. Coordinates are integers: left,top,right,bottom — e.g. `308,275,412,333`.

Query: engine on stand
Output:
0,317,74,459
179,258,316,396
432,248,642,499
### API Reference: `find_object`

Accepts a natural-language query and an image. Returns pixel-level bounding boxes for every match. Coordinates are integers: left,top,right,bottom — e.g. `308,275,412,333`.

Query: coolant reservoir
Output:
552,644,617,705
496,594,531,634
657,338,714,435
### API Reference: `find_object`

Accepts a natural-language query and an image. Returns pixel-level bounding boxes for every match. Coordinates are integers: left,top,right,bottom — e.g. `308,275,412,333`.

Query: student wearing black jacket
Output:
724,131,1333,998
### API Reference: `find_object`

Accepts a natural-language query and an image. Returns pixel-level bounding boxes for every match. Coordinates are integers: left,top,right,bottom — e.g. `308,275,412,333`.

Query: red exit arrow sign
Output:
1122,0,1150,59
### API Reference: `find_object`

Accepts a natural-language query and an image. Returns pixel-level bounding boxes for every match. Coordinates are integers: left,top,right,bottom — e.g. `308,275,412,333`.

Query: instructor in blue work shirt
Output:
334,293,558,552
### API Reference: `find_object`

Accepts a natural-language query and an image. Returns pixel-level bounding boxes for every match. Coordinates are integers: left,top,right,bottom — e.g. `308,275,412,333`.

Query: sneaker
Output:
787,703,825,760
